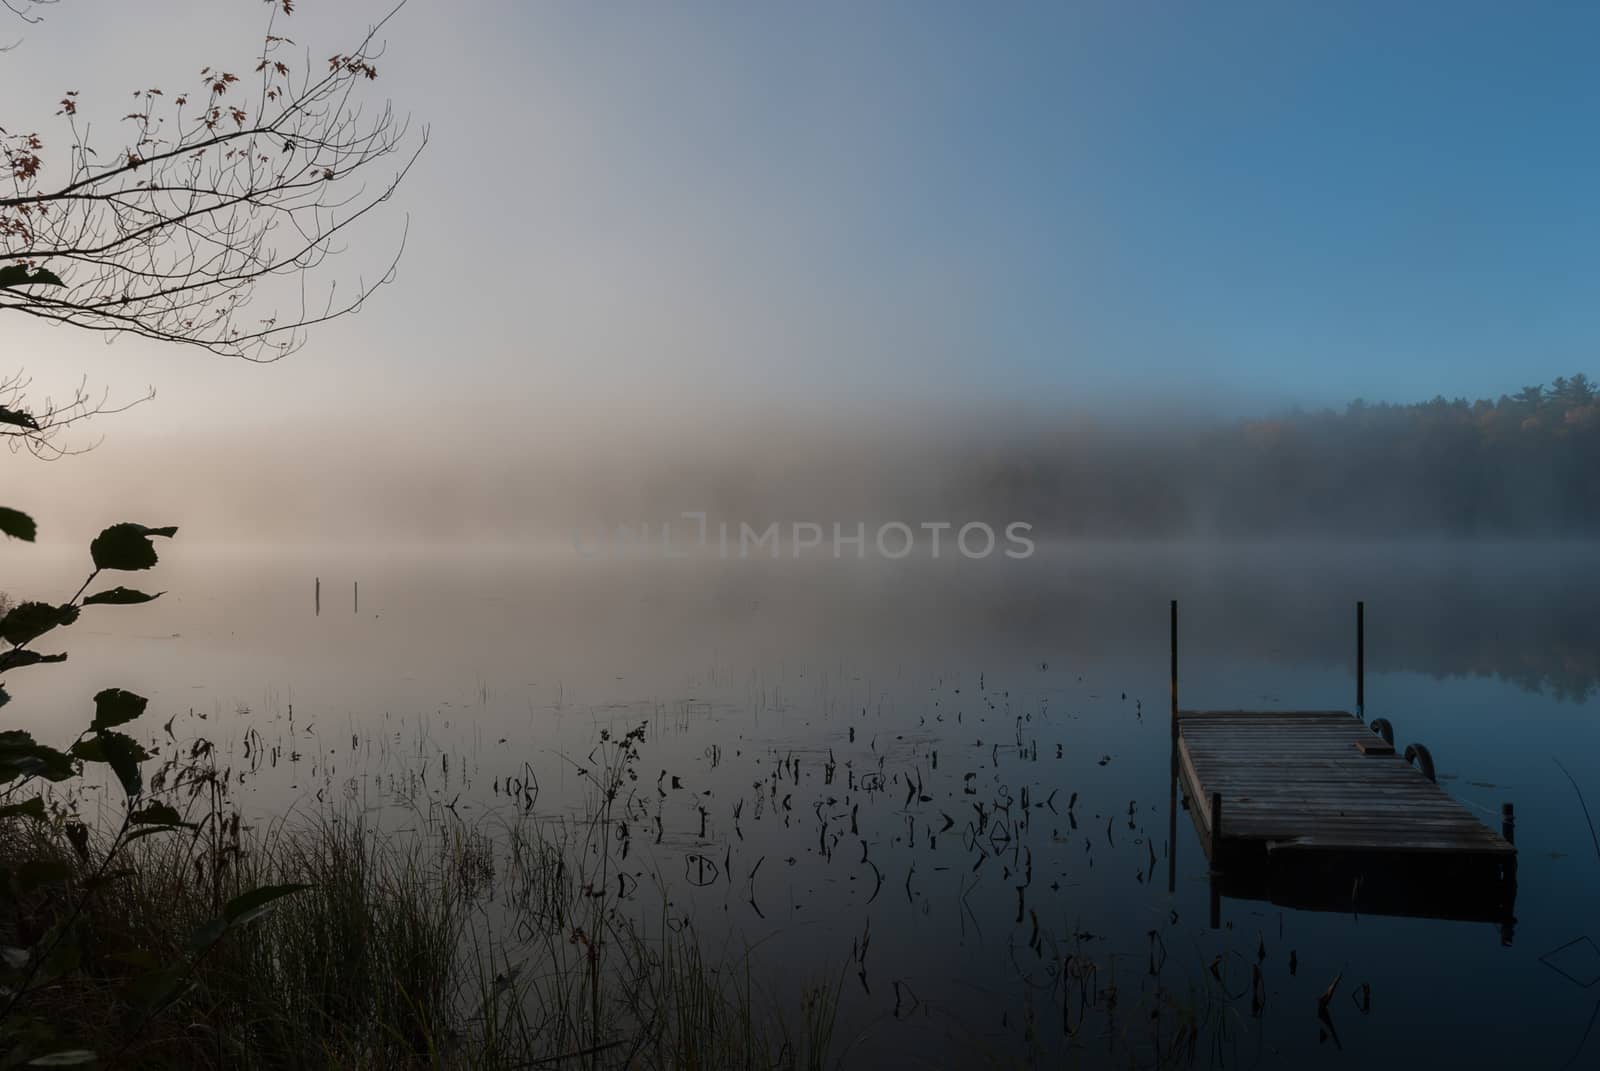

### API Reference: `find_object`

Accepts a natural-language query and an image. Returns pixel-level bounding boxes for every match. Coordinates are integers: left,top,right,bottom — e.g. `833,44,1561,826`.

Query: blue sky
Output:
7,0,1600,437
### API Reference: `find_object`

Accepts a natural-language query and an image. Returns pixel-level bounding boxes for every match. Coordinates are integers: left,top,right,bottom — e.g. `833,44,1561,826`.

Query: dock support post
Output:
1208,790,1223,928
1170,600,1178,732
1356,600,1365,719
315,576,320,617
1209,791,1222,865
354,580,359,614
1168,600,1179,894
1500,801,1518,947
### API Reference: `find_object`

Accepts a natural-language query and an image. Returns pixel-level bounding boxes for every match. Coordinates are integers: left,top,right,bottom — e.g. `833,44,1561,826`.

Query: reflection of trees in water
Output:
975,545,1600,702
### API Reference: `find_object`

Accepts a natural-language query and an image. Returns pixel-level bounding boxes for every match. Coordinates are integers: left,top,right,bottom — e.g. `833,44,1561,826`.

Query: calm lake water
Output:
8,540,1600,1067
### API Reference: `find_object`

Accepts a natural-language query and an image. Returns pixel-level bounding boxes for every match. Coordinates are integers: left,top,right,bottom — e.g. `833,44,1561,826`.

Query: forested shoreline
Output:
967,374,1600,537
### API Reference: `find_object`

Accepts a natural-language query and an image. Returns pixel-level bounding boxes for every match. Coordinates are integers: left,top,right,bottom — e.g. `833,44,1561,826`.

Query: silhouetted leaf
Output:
0,506,36,540
90,688,147,731
89,523,177,572
0,602,79,646
0,684,8,709
0,650,67,673
82,587,163,606
0,798,46,822
70,731,148,798
0,264,65,288
0,731,76,783
129,801,185,827
0,407,41,431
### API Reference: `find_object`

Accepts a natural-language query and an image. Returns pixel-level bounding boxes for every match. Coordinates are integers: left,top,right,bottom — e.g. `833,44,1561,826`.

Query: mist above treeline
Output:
10,375,1600,543
987,372,1600,538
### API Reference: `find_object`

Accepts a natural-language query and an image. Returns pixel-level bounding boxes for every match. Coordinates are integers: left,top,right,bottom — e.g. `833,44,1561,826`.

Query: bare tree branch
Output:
1,0,422,455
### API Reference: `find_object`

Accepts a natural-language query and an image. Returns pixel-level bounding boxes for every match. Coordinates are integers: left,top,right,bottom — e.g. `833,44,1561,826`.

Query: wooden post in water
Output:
1356,600,1365,719
1500,801,1518,947
1208,791,1223,926
1170,600,1178,733
354,580,359,614
1168,599,1179,894
1209,791,1222,866
315,576,320,616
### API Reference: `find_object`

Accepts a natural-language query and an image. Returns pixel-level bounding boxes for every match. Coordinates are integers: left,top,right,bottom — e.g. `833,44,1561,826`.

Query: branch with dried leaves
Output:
0,0,423,453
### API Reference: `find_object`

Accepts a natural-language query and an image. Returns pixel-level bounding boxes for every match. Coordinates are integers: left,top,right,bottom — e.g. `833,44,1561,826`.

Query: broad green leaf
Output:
90,688,147,731
70,732,148,798
88,523,177,572
0,264,65,288
0,603,79,646
0,507,36,541
81,587,162,606
0,945,27,970
0,798,46,822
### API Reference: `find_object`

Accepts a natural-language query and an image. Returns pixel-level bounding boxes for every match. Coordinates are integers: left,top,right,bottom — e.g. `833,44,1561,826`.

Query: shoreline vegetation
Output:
2,725,1238,1070
0,784,847,1069
0,516,842,1067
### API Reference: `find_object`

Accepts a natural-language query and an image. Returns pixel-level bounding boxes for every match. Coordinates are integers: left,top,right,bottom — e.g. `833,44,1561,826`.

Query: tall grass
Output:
0,768,844,1069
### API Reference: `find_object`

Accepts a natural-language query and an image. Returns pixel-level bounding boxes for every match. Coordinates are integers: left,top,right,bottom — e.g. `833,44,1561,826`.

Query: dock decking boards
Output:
1176,710,1515,859
1172,708,1518,936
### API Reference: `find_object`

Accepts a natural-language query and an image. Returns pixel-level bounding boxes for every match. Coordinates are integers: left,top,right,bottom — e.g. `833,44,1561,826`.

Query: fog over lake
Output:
9,533,1599,1067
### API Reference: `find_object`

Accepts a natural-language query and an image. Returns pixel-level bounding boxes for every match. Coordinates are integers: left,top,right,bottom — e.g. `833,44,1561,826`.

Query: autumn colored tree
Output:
1,0,423,456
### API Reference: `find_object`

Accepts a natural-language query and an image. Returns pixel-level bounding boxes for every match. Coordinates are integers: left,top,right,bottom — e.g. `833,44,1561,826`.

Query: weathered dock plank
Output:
1176,709,1514,860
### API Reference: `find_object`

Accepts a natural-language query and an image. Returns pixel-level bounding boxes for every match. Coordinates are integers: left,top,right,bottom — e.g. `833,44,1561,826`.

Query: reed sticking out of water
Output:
1554,757,1600,862
0,754,843,1069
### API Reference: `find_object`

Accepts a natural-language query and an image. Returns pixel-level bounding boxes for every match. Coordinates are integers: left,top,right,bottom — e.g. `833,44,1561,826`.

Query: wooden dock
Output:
1177,709,1514,863
1167,602,1517,939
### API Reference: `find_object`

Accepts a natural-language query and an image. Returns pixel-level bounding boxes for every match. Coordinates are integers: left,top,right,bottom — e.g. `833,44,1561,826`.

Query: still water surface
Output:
9,541,1600,1067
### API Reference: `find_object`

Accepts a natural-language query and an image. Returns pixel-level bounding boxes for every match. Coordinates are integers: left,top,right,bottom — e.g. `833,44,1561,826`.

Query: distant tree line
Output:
967,374,1600,537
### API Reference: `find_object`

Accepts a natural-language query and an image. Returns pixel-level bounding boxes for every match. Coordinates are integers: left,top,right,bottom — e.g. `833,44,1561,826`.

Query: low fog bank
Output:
9,381,1599,547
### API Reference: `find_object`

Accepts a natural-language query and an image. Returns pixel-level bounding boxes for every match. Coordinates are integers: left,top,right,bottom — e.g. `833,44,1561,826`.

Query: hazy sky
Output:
6,1,1600,538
